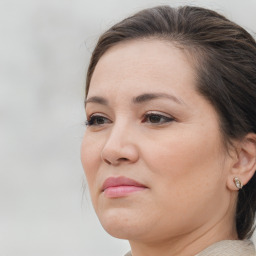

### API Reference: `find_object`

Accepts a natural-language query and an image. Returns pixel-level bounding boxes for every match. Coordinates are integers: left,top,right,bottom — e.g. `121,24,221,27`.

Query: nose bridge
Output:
101,117,139,165
105,117,133,149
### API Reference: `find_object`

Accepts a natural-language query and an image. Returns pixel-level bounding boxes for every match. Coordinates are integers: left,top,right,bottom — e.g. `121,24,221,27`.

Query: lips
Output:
102,176,147,198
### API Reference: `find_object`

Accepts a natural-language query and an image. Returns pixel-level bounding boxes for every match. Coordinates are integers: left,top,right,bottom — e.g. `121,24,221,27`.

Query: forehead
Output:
88,39,197,100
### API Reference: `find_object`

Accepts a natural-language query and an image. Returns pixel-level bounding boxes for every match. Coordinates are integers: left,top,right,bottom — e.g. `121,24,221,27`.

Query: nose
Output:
101,123,139,166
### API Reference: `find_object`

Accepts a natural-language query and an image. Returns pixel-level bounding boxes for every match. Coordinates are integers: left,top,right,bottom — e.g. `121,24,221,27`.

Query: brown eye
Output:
143,113,174,124
148,114,162,123
86,115,111,126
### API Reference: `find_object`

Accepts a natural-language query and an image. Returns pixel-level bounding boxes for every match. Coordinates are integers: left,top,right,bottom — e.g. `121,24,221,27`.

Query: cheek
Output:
81,132,102,196
137,131,228,236
143,127,226,205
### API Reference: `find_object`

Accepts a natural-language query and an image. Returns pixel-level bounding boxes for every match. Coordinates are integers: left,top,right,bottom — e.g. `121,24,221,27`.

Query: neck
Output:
128,211,238,256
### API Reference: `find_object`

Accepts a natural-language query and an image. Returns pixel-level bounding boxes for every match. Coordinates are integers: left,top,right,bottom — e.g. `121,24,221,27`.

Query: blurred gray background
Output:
1,0,256,255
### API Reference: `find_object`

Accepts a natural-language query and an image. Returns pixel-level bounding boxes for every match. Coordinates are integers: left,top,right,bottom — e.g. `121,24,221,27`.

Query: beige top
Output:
124,240,256,256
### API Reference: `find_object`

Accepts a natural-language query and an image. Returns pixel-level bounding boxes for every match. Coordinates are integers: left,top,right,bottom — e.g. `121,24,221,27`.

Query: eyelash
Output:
142,112,174,124
85,112,174,127
85,115,111,126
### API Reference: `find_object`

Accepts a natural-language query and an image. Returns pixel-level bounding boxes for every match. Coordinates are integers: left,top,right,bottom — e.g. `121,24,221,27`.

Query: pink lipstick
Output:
102,176,147,198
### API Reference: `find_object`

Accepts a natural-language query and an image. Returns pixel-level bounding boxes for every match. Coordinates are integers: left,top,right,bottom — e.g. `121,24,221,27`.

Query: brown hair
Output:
85,5,256,239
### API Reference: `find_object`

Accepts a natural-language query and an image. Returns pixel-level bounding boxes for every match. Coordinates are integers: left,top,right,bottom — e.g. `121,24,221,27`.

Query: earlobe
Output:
233,177,243,189
227,133,256,191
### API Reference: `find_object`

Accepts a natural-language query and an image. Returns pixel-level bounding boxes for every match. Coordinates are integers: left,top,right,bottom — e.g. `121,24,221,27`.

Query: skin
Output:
81,39,240,256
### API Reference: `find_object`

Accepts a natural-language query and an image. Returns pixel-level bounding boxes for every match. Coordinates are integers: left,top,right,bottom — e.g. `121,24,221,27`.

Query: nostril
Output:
119,157,129,162
103,157,129,165
104,159,112,165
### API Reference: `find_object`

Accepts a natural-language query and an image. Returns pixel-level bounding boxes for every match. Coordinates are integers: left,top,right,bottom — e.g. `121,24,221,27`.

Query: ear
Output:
227,133,256,191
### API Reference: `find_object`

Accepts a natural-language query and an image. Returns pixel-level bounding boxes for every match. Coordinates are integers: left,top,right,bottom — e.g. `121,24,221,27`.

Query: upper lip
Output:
102,176,147,191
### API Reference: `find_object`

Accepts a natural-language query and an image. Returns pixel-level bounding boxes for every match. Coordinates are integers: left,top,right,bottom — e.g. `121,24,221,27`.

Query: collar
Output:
124,240,256,256
196,240,255,256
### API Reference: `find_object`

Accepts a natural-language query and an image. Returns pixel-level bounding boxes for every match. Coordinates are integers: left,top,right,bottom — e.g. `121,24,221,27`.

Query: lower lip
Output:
103,185,146,198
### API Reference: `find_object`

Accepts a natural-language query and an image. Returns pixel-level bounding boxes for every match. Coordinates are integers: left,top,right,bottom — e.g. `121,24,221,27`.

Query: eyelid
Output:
86,112,109,120
144,110,175,119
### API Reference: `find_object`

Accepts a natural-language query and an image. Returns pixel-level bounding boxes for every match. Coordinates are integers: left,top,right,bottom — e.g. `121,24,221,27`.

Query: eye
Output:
85,114,111,126
142,112,174,125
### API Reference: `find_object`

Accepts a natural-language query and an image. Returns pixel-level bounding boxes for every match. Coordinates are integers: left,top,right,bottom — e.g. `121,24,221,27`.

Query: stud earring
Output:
233,177,243,189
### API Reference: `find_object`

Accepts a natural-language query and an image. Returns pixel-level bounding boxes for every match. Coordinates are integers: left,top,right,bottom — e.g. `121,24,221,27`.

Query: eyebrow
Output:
84,96,109,107
85,93,184,107
132,93,184,105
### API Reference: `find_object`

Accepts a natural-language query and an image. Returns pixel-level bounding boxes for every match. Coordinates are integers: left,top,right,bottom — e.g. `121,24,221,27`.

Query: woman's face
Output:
81,39,234,242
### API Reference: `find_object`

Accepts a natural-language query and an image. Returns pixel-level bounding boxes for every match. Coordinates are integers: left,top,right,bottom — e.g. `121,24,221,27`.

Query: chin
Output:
96,207,148,240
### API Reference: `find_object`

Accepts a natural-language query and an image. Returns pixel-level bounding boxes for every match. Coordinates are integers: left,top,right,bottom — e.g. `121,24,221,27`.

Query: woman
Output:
81,5,256,256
